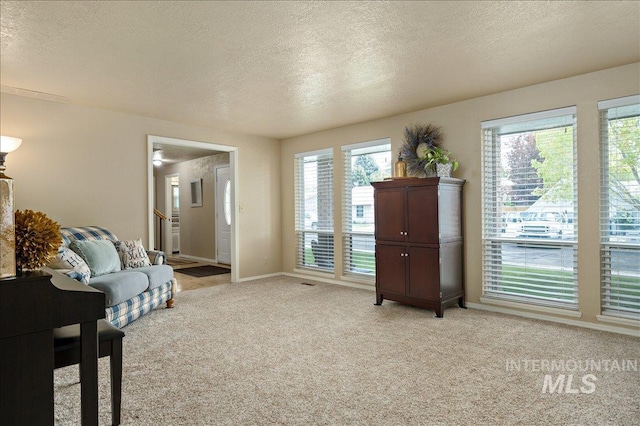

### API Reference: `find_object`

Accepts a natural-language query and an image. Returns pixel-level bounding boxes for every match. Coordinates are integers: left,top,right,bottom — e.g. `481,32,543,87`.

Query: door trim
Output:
147,135,239,283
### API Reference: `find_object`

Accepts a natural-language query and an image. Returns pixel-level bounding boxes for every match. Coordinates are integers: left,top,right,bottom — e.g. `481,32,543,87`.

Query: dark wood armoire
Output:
371,177,465,318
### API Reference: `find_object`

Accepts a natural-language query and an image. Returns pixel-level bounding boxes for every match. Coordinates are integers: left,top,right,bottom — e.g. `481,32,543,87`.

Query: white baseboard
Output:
284,271,375,291
467,302,640,337
237,271,375,291
237,272,283,282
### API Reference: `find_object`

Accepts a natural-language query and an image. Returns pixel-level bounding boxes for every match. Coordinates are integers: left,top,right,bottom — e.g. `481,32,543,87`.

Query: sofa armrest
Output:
147,250,167,265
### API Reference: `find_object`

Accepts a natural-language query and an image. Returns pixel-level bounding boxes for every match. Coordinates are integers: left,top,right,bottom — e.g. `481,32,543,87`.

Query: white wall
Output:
0,94,282,279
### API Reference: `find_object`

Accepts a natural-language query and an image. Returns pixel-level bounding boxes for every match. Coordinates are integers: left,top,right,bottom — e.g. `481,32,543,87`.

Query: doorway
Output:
148,135,239,283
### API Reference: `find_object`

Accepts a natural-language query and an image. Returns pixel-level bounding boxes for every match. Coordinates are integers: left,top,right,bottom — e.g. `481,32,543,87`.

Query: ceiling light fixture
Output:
152,149,163,167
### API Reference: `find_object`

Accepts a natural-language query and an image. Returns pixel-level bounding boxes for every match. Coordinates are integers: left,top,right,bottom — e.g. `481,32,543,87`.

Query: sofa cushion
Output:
48,247,91,284
114,239,152,269
70,239,121,277
89,270,149,307
133,265,174,290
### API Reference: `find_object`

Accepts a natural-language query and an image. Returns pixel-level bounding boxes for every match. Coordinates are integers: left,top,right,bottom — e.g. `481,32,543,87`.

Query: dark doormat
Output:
175,265,231,277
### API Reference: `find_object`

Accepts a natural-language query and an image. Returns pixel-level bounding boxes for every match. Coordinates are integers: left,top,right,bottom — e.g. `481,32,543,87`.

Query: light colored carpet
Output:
54,276,639,425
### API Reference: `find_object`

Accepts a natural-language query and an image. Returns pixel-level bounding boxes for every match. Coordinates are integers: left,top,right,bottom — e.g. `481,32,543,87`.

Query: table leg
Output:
80,321,98,426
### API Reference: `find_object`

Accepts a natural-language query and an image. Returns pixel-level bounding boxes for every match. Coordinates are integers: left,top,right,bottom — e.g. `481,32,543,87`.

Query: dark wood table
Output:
0,270,105,425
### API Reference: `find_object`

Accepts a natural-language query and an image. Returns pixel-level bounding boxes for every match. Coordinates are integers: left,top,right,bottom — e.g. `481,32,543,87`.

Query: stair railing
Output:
153,208,167,251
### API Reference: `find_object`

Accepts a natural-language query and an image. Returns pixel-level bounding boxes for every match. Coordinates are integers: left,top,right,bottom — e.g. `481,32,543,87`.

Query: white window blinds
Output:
294,149,334,272
481,107,578,309
598,95,640,320
341,139,391,280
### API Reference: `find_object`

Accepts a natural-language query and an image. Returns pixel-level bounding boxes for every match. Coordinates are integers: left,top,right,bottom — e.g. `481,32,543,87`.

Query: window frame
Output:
481,107,579,310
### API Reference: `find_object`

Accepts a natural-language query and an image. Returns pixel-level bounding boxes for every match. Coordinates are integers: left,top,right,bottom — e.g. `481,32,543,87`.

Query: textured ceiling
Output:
1,1,639,140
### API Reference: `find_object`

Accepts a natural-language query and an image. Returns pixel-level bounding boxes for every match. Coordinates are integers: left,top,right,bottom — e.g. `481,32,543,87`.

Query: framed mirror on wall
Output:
190,178,202,207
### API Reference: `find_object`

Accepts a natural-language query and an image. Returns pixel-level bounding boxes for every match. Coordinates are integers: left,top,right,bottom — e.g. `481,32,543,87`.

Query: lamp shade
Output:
0,136,22,153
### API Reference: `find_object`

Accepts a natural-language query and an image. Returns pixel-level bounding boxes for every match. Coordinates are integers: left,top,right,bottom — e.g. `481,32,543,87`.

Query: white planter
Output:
436,163,452,177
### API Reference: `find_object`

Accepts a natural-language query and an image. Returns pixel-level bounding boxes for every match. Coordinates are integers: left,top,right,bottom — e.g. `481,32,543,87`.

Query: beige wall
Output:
281,63,640,332
0,93,282,279
155,153,230,260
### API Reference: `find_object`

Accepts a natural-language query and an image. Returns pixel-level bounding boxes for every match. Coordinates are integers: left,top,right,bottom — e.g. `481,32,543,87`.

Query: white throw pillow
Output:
49,246,91,284
115,239,152,269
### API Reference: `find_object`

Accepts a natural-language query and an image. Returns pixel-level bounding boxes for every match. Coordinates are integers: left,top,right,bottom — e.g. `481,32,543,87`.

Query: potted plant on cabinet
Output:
425,147,459,177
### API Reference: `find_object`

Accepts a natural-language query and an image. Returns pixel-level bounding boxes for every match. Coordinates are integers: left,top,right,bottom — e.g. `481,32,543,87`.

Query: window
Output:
481,107,578,309
172,185,179,212
224,180,231,226
294,149,334,272
341,139,391,279
598,95,640,320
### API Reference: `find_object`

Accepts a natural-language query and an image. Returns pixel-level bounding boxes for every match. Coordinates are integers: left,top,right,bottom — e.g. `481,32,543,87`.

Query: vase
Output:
436,163,452,177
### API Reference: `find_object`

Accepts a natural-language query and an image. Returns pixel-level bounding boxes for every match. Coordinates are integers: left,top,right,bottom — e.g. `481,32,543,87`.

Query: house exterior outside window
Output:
294,149,334,272
341,139,391,280
481,107,578,309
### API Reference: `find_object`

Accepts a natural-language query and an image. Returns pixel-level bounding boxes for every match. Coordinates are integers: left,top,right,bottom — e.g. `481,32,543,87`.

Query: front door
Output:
216,166,231,265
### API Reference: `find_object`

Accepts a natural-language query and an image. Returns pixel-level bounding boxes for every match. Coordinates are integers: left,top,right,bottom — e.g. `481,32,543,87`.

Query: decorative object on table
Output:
425,146,459,177
394,150,407,178
0,135,22,278
399,123,444,177
14,209,62,274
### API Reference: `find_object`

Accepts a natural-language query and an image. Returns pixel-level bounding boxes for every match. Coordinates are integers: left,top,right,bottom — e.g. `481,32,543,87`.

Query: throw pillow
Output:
48,246,91,284
69,239,121,277
114,239,152,269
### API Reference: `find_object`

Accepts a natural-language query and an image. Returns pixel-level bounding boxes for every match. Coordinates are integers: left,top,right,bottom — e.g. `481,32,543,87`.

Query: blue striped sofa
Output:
49,226,176,328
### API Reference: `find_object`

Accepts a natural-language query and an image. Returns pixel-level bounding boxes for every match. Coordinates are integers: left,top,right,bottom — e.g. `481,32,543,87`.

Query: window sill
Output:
479,297,582,318
596,314,639,327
